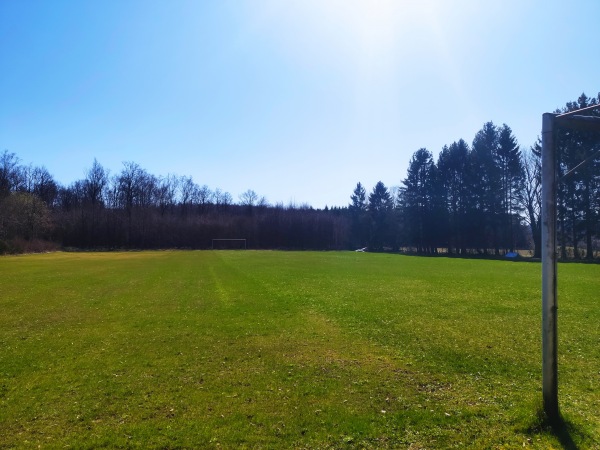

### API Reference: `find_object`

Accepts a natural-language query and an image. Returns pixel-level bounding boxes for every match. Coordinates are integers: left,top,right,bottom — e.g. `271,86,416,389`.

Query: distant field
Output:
0,251,598,448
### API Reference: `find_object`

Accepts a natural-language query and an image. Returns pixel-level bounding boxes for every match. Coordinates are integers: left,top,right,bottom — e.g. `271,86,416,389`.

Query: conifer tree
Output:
349,182,368,247
437,139,471,254
368,181,393,250
401,148,436,253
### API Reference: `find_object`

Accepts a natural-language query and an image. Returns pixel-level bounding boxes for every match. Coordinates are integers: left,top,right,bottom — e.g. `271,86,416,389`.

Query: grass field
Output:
0,251,598,449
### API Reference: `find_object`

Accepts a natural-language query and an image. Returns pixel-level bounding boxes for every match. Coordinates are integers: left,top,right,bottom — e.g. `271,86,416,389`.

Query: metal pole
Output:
541,112,559,421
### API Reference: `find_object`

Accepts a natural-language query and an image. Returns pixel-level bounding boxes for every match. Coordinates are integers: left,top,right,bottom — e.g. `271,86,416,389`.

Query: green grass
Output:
0,251,598,449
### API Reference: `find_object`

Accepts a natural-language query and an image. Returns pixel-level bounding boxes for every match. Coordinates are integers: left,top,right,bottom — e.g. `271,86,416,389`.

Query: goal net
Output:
211,239,247,250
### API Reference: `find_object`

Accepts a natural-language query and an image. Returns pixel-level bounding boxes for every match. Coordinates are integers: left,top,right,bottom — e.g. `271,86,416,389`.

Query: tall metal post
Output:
541,112,559,421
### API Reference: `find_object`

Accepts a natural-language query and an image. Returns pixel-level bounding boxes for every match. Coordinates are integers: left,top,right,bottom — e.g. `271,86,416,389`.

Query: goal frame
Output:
211,239,247,250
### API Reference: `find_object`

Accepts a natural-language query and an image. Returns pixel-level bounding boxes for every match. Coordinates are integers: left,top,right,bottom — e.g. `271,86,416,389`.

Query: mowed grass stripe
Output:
0,251,598,448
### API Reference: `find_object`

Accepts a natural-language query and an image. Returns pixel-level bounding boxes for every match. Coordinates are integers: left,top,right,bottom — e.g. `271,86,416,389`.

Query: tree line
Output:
348,93,600,260
1,93,599,258
0,155,349,252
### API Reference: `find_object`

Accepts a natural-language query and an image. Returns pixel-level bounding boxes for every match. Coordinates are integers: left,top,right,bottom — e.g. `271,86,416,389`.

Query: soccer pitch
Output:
0,251,598,448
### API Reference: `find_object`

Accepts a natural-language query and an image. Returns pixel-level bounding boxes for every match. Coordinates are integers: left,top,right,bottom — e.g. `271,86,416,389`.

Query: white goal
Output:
211,239,247,250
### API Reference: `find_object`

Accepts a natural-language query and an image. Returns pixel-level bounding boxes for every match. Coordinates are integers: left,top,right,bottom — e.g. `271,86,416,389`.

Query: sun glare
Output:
249,0,449,71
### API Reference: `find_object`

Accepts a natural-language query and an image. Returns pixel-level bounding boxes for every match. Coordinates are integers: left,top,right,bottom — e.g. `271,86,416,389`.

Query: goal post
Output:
541,104,600,423
211,239,247,250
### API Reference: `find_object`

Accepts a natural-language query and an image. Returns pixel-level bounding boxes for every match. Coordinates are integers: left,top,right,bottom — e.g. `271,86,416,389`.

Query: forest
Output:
1,93,599,259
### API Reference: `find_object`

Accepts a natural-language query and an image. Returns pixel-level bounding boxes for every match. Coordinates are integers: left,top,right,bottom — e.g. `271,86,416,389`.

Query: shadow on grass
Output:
525,408,584,450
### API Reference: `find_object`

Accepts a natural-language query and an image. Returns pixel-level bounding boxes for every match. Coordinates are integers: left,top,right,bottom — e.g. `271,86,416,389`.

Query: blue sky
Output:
1,0,598,208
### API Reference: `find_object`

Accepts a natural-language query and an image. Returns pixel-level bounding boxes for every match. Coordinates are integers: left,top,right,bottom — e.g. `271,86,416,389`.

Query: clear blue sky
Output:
1,0,598,208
